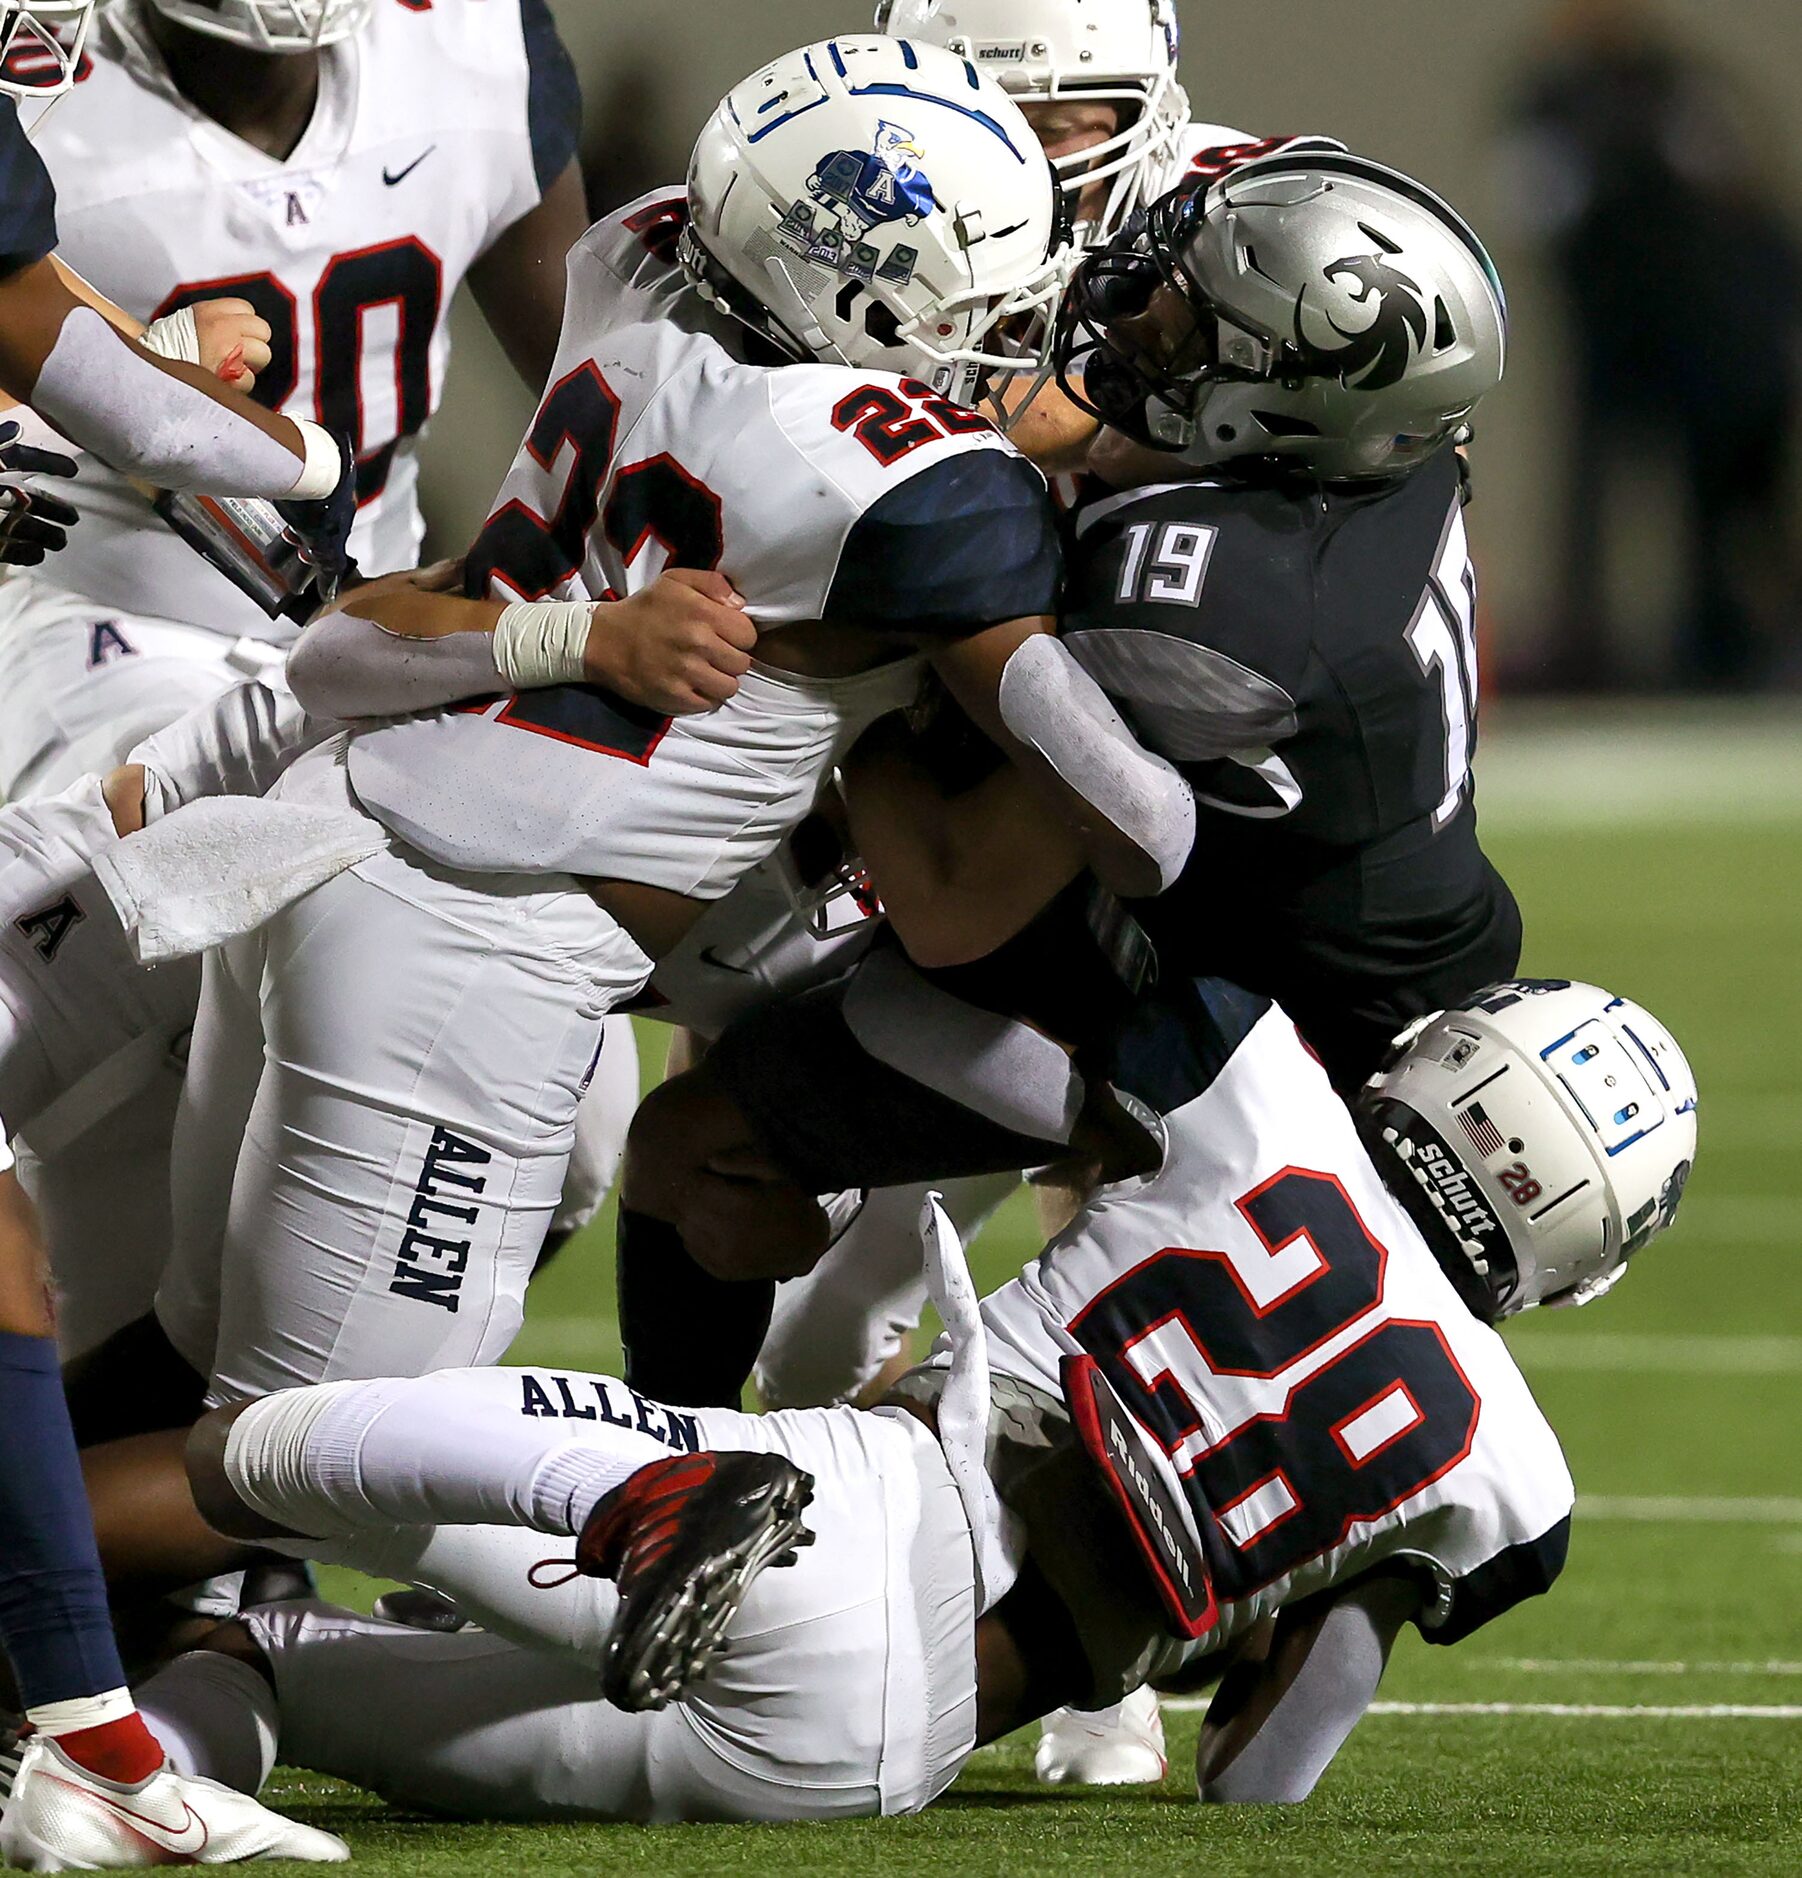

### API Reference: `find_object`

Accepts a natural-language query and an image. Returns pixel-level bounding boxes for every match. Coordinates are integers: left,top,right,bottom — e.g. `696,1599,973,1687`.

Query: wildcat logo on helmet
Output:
1294,253,1429,392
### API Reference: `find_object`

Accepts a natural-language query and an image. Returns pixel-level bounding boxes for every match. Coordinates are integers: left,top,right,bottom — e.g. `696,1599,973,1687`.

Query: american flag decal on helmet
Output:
1458,1102,1506,1159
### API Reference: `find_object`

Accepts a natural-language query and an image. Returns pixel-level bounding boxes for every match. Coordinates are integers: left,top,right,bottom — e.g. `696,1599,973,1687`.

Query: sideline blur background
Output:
422,0,1802,696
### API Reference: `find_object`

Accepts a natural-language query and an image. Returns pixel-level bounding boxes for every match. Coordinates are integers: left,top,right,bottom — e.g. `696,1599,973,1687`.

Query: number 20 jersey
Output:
24,0,579,641
345,191,1059,896
978,979,1574,1665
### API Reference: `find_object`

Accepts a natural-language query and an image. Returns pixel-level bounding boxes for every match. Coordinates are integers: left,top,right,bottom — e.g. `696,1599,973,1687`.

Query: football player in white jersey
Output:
0,0,595,1359
134,977,1692,1827
71,38,1192,1595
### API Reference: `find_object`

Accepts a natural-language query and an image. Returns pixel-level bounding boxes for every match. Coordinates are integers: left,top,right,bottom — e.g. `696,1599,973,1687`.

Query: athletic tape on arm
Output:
29,307,310,497
286,607,507,722
998,634,1196,893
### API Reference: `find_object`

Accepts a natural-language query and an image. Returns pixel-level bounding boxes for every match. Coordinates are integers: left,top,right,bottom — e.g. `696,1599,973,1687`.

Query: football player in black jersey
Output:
609,149,1519,1399
1053,148,1518,1093
0,7,350,1860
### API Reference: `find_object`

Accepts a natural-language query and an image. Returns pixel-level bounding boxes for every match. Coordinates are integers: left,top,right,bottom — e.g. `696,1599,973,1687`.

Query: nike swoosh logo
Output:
42,1771,211,1857
383,146,435,187
698,945,753,976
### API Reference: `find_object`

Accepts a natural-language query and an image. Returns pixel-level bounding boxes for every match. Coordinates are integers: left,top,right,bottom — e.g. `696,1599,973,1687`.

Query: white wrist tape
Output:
285,418,342,501
998,633,1197,893
493,599,592,690
139,304,201,366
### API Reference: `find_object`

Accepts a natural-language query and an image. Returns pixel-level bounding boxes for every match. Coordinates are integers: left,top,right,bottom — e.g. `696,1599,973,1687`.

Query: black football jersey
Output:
1062,447,1521,1089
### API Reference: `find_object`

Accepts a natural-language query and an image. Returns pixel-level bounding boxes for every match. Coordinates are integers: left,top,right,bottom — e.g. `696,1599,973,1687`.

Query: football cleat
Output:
577,1450,815,1713
0,1734,349,1869
1034,1686,1169,1786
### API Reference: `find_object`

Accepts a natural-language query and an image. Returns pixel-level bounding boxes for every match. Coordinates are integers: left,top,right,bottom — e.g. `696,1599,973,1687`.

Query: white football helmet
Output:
877,0,1188,239
0,0,96,97
684,36,1067,407
1359,980,1697,1322
146,0,372,54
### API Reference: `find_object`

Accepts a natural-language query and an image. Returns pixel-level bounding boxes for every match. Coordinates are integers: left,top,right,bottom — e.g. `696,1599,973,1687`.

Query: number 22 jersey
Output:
23,0,580,640
346,190,1060,899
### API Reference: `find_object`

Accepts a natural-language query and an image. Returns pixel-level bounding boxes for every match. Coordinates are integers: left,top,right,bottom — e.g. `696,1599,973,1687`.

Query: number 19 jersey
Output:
24,0,579,641
1063,450,1521,1090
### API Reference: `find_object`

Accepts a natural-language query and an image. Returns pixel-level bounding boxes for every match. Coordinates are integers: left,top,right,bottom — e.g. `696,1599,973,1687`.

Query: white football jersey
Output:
23,0,579,641
980,987,1574,1662
1141,123,1353,205
346,192,1061,897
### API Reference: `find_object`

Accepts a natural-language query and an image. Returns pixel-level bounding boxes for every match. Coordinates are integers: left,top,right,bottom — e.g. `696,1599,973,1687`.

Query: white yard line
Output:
1506,1332,1802,1374
1580,1494,1802,1523
1160,1698,1802,1720
1476,1657,1802,1678
1476,709,1802,829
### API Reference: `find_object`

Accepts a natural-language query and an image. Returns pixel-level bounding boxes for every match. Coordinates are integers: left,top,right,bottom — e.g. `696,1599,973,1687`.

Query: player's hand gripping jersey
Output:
347,192,1060,897
20,0,579,640
1062,447,1520,1087
969,978,1573,1697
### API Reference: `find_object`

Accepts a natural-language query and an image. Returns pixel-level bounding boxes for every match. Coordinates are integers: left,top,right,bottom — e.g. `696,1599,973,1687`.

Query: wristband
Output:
139,305,201,366
285,418,343,501
493,599,593,689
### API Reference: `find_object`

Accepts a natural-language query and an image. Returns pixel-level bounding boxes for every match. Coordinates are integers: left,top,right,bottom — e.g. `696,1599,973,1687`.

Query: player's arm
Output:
1189,1572,1422,1804
843,709,1085,968
284,563,757,720
465,0,589,390
927,618,1194,901
467,160,588,391
0,255,340,500
823,446,1195,901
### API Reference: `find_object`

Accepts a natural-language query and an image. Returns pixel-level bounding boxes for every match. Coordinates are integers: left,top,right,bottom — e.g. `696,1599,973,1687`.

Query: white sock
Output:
135,1653,278,1794
227,1369,685,1542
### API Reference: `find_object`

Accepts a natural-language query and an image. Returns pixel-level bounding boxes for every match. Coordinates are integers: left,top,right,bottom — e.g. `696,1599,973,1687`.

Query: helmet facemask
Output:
0,0,97,99
1053,188,1287,453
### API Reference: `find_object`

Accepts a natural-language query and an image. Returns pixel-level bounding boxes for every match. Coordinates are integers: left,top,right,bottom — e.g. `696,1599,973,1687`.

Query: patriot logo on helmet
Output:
808,120,936,229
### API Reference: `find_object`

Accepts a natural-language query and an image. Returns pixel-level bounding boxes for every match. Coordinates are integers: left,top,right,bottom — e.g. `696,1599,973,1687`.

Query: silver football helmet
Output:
146,0,372,54
1057,148,1508,481
0,0,97,97
684,36,1067,408
1360,980,1697,1322
876,0,1189,240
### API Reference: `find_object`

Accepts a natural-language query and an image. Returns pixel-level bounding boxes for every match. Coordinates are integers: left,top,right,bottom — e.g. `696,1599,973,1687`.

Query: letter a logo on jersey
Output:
286,191,308,226
16,892,84,962
87,620,135,668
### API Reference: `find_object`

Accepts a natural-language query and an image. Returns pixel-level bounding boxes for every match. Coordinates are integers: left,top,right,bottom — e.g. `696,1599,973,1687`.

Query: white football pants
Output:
230,1370,978,1822
156,805,652,1403
755,1171,1019,1408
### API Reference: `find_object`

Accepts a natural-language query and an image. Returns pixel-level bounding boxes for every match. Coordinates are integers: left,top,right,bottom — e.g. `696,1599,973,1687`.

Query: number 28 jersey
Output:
26,0,579,641
1063,451,1521,1090
345,191,1060,896
979,978,1574,1668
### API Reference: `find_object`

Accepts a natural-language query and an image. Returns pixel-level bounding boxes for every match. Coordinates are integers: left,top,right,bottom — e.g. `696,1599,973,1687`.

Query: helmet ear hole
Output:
864,297,904,347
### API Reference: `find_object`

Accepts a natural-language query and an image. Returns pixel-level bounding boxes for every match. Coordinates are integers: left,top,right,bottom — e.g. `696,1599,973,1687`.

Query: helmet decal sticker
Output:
808,121,936,229
1294,253,1429,392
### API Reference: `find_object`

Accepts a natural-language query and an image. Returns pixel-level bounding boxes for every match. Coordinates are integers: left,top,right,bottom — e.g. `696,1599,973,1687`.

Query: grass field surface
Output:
292,704,1801,1875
